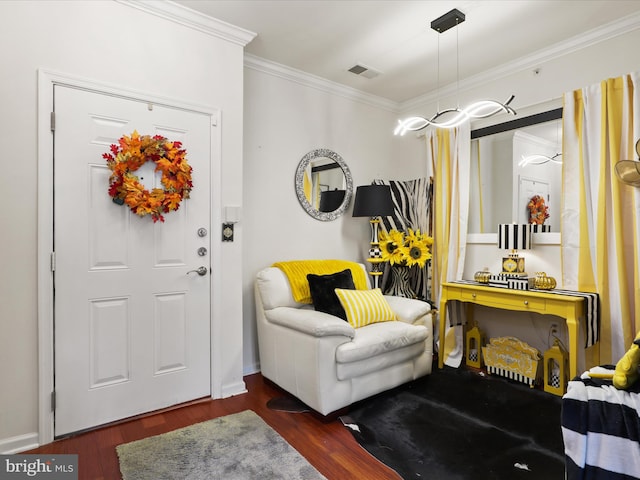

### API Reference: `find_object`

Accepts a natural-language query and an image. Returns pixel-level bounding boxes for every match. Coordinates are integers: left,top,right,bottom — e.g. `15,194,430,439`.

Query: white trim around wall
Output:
116,0,257,46
244,54,399,113
467,232,561,245
36,69,224,447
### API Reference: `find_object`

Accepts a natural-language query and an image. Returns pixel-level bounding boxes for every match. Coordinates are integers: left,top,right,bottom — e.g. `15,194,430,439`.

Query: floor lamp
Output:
352,184,395,288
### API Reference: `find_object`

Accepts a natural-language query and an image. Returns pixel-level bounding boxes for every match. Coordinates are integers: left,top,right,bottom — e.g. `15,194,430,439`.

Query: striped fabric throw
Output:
562,370,640,479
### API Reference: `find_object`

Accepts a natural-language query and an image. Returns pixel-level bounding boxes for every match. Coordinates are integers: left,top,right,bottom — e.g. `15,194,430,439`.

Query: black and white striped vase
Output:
385,265,417,299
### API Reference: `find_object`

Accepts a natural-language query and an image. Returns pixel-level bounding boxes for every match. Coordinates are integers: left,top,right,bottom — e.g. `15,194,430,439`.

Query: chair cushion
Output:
336,321,428,364
335,288,397,328
307,269,355,321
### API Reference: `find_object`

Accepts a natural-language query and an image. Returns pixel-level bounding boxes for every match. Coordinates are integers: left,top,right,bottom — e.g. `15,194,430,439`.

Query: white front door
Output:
53,85,212,436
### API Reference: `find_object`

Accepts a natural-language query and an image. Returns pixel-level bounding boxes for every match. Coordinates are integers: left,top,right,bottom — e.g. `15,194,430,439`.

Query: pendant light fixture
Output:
394,8,516,135
519,119,563,167
518,153,562,167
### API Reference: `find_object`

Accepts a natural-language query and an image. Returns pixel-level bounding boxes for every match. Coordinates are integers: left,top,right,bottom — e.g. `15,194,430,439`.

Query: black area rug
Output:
266,396,311,413
341,366,564,480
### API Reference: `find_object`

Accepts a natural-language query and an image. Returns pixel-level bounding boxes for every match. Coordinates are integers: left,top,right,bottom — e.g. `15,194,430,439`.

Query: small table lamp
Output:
497,223,532,274
352,185,394,288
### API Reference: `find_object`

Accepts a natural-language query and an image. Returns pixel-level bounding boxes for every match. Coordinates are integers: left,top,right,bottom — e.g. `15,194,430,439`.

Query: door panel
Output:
53,85,212,436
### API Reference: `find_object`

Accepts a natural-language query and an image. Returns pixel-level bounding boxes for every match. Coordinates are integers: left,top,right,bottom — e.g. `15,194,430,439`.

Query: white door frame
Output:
37,69,223,445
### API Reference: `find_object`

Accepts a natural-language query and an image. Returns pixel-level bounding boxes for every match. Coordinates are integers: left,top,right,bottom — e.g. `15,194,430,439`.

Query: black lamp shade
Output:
319,189,346,212
352,184,394,217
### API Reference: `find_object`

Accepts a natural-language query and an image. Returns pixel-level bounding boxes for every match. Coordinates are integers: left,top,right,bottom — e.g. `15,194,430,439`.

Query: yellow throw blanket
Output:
272,260,369,304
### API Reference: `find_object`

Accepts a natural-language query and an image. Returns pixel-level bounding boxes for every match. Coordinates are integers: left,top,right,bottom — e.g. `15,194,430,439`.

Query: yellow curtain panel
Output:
562,72,640,364
425,123,471,367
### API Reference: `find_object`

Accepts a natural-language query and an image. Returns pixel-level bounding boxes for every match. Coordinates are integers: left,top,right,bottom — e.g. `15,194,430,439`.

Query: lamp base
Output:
502,253,525,274
366,258,384,289
364,218,386,289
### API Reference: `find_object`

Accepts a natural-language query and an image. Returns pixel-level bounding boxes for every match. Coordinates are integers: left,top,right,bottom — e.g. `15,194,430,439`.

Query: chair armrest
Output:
265,307,355,339
384,295,431,324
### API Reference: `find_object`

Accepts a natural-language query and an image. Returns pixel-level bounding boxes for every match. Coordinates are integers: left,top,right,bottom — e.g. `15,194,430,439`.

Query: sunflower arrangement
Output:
379,228,433,268
104,130,193,223
527,194,549,225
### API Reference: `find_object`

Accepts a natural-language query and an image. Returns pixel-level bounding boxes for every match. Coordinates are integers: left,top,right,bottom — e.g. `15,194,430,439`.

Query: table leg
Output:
438,298,448,369
566,311,579,380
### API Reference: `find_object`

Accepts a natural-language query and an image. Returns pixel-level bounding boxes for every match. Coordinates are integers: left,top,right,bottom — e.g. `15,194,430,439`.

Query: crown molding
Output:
244,54,399,112
116,0,395,110
114,1,640,114
115,0,257,46
400,10,640,112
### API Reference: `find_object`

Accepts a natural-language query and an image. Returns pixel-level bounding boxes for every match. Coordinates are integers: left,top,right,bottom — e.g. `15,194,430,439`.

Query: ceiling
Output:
172,0,640,105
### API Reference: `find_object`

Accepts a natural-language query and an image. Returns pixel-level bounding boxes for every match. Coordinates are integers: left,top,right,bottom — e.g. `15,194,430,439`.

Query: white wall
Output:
241,63,413,372
0,0,247,452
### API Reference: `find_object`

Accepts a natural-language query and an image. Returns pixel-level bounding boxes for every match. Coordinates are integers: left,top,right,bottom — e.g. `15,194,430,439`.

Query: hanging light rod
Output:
394,8,517,135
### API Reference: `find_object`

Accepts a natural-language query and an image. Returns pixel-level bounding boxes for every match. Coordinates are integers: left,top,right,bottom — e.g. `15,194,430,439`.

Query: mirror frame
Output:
294,148,353,221
471,107,562,140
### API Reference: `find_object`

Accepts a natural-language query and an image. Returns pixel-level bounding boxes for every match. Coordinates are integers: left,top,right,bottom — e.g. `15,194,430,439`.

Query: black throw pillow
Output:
307,269,356,321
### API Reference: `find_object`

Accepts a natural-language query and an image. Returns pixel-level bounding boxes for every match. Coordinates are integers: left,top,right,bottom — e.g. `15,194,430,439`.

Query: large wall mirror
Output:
469,108,562,234
295,148,353,221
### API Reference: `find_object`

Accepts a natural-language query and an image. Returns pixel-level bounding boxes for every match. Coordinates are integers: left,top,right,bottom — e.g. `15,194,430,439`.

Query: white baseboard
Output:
243,362,260,376
220,380,247,398
0,432,39,454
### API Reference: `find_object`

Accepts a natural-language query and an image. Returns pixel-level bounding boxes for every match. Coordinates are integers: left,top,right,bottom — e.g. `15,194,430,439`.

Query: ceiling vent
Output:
348,64,381,79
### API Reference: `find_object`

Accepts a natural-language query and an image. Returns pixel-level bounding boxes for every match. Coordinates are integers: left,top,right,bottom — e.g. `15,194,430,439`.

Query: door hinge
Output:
50,252,56,272
50,112,55,132
51,391,56,411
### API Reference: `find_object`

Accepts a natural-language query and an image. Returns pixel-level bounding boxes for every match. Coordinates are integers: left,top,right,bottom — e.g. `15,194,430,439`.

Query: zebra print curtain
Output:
373,178,434,303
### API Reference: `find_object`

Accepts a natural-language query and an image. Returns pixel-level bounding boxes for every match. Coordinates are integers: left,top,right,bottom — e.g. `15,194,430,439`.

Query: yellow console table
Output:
438,281,600,380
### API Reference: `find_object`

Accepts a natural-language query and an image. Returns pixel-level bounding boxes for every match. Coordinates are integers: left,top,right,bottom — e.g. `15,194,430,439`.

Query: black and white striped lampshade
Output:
498,224,532,250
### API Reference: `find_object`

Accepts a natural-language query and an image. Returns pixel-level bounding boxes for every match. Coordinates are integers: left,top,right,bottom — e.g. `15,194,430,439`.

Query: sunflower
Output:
400,229,433,268
379,229,406,265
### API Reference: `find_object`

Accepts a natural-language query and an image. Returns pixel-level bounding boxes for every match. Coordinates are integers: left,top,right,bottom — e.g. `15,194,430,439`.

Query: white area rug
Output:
116,410,326,480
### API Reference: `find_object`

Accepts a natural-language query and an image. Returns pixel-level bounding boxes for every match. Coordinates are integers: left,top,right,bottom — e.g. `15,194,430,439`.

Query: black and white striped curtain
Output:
373,177,433,303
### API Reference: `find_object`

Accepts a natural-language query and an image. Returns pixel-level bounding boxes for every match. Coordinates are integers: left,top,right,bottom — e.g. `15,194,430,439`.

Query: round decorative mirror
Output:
294,148,353,221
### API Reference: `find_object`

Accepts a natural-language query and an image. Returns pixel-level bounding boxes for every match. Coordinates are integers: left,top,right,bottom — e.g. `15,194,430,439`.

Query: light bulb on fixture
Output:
395,96,516,135
394,8,517,135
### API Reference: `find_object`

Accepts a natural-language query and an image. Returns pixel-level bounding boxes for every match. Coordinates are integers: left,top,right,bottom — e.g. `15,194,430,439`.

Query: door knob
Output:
187,266,208,276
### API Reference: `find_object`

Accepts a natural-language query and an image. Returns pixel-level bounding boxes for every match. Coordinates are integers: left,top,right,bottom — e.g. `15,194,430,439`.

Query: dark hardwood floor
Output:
26,373,400,480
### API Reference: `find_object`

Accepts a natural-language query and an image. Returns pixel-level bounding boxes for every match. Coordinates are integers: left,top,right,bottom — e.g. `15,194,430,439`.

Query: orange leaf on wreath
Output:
104,131,193,222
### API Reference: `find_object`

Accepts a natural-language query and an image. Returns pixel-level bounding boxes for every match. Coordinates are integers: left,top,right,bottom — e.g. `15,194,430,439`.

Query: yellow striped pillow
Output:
334,288,397,328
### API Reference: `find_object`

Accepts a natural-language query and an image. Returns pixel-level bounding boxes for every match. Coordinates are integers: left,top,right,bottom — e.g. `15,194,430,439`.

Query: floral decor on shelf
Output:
103,130,193,223
527,194,549,225
379,228,433,268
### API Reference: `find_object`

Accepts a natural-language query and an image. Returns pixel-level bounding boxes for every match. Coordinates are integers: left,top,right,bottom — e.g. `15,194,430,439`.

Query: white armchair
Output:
254,263,433,416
